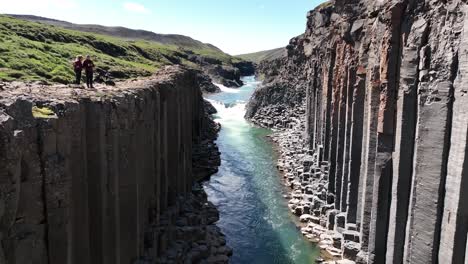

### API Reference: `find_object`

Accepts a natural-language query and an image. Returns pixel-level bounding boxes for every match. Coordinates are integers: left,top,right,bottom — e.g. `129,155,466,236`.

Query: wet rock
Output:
206,65,243,88
204,99,218,115
197,72,221,93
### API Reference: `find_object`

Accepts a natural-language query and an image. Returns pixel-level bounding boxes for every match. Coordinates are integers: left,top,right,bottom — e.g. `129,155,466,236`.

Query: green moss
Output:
32,106,58,119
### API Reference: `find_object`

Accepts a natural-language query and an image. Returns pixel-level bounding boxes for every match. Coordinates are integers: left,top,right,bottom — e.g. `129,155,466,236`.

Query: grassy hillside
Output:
9,15,224,52
236,48,285,64
0,15,241,84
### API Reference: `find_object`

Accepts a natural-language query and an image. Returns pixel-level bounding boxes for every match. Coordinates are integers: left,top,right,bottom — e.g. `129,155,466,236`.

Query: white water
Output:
206,99,247,123
214,83,241,93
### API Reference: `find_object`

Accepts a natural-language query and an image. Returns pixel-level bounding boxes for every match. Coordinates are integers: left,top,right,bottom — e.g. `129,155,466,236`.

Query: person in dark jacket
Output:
73,55,83,84
82,55,95,88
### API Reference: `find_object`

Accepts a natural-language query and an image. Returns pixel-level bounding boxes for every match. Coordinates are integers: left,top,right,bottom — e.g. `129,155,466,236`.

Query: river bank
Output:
246,89,355,264
270,127,357,264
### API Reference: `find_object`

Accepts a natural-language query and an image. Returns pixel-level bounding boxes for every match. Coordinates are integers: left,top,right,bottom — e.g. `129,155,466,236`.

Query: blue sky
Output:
0,0,326,54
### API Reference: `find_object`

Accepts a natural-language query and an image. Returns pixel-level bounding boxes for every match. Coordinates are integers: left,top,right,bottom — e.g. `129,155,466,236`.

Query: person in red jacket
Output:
82,55,95,88
73,55,83,84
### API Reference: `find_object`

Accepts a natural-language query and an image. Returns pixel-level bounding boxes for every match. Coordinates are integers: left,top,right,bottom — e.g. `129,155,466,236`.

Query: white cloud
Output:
123,2,150,14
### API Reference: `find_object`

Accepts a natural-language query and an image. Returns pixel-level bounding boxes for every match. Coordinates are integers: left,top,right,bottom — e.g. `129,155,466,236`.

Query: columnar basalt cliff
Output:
247,0,468,263
0,66,229,264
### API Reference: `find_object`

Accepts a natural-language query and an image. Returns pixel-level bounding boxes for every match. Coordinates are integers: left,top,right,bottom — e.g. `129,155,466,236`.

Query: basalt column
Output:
358,39,380,255
438,6,468,264
324,48,338,195
340,63,356,214
385,14,427,264
345,67,365,224
403,5,463,263
366,3,403,263
332,43,350,212
246,1,468,263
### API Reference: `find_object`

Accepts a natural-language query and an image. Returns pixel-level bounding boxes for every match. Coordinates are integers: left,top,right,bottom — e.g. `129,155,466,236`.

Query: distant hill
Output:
0,15,245,84
237,48,286,64
9,14,223,53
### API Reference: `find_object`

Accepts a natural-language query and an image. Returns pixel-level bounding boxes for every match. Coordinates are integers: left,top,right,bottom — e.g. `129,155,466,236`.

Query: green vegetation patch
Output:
32,106,58,119
0,15,242,84
237,48,285,64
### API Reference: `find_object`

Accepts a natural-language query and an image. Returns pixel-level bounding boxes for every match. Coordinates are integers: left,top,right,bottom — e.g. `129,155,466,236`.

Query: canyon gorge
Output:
1,0,468,263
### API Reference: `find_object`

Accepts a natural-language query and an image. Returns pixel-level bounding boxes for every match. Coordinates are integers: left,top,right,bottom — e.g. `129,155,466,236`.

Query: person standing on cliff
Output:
83,55,94,88
82,55,95,89
73,55,83,85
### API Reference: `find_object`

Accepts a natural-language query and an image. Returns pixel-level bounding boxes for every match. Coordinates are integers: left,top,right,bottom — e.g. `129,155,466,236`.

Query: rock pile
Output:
154,184,231,264
271,122,361,264
253,105,354,263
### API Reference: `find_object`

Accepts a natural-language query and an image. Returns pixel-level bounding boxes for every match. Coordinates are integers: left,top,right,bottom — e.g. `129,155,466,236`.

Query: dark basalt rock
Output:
233,61,256,76
186,54,252,89
187,54,223,66
193,99,221,182
206,65,243,88
196,72,221,93
0,66,228,264
204,99,218,115
246,1,468,263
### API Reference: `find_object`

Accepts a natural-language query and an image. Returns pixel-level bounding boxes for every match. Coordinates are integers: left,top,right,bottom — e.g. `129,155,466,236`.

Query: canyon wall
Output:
247,0,468,263
0,66,227,264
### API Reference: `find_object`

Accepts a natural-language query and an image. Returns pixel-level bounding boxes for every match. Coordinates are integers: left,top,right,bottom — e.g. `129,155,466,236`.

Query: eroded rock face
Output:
186,54,251,88
247,1,468,263
196,72,221,93
0,66,228,264
206,65,244,88
232,61,256,76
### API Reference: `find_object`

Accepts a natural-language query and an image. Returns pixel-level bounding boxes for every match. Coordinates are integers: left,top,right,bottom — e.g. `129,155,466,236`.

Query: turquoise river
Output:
204,76,319,264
